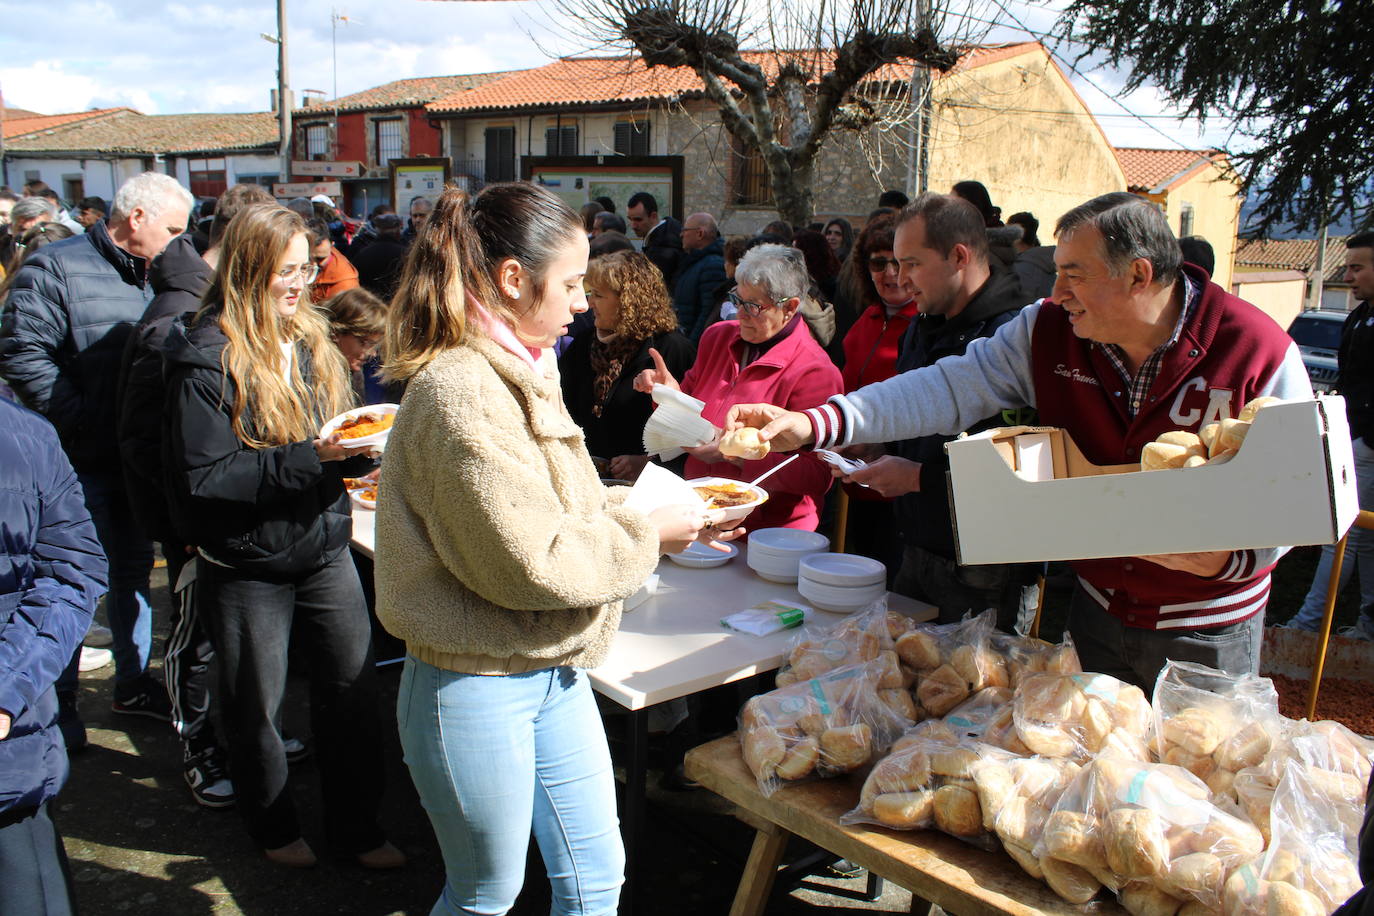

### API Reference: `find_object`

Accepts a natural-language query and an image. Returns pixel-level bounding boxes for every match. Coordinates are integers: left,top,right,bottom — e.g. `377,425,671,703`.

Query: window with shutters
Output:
375,119,403,167
305,124,329,159
730,135,772,206
545,125,578,157
1179,203,1195,238
484,126,516,182
188,157,227,199
613,120,650,156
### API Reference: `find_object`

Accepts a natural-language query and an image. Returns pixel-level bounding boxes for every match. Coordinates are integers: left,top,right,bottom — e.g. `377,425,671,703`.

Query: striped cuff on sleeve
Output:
804,402,844,449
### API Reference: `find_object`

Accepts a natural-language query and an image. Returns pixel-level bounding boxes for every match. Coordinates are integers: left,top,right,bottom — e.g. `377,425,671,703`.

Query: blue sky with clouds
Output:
0,0,1242,153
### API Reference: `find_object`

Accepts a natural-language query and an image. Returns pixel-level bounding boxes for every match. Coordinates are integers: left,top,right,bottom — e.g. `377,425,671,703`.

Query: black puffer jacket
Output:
0,220,152,471
161,309,372,576
892,266,1033,558
118,234,212,542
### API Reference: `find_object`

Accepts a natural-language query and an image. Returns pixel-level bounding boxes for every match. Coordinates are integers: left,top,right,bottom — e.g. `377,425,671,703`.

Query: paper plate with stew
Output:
688,477,768,526
320,404,399,450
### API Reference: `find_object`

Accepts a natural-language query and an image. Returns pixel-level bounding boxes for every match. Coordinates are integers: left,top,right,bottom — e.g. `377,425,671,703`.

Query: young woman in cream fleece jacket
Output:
375,183,737,916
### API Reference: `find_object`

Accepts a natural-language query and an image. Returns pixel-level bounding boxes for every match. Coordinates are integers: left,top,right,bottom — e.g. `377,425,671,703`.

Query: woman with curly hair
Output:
560,249,695,480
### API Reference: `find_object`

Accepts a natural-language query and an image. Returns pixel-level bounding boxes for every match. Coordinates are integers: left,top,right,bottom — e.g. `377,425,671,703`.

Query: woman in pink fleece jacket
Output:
636,244,842,531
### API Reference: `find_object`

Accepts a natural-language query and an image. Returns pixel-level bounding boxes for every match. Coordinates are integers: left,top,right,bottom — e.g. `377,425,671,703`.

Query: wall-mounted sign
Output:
291,160,364,178
273,181,343,198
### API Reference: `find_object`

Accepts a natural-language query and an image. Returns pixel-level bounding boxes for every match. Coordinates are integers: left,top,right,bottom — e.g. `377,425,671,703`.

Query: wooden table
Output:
685,736,1126,916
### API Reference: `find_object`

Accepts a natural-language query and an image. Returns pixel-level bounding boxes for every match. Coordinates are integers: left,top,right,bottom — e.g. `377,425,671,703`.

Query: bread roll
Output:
743,726,786,780
873,650,905,689
950,644,1010,690
1156,430,1206,451
972,763,1016,831
1142,442,1193,471
1206,451,1234,466
878,688,918,721
873,790,934,829
916,664,969,717
1041,856,1102,905
1239,396,1281,423
1191,814,1264,860
896,630,941,670
819,723,872,771
775,736,819,780
1161,852,1224,900
1223,869,1268,916
1216,418,1251,455
1164,707,1224,756
1183,454,1208,468
1044,809,1108,870
1204,766,1237,799
885,611,915,640
1082,697,1114,752
933,784,982,837
997,796,1050,849
1216,720,1273,771
1199,421,1222,454
1266,881,1326,916
929,746,979,778
719,426,770,460
1120,881,1183,916
1105,807,1168,878
1164,745,1217,780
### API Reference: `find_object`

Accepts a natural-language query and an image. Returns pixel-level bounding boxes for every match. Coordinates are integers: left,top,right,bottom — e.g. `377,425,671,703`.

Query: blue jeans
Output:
1288,436,1374,630
397,660,624,916
70,471,154,690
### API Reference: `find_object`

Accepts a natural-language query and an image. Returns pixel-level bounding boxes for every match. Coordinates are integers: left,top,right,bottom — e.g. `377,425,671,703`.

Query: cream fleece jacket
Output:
374,332,660,674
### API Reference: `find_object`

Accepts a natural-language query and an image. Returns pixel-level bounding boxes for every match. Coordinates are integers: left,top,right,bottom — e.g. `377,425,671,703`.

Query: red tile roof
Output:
1114,147,1226,194
7,112,278,154
1,106,45,121
1235,236,1349,284
428,42,1043,113
3,107,138,140
296,71,514,114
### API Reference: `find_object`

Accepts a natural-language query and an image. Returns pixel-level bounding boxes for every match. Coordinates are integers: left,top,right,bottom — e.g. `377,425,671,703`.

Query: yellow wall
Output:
927,50,1126,231
1160,161,1242,289
1232,274,1305,329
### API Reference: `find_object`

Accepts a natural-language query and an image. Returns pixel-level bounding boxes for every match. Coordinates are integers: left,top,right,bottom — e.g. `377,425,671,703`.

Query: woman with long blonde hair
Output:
161,203,401,869
375,183,736,914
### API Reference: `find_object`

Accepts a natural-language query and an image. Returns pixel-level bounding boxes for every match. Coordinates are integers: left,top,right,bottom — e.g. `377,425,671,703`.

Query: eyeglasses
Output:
276,263,320,285
726,288,791,318
868,257,901,273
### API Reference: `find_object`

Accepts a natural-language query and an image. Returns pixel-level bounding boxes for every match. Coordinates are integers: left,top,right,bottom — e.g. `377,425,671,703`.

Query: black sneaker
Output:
111,678,172,721
282,734,311,765
184,747,236,809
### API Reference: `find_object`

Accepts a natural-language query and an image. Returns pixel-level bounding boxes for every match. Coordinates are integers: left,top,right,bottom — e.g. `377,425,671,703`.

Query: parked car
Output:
1287,310,1346,392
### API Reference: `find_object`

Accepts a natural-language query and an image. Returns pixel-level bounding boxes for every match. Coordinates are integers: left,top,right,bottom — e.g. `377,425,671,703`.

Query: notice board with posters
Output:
521,156,685,223
390,158,451,213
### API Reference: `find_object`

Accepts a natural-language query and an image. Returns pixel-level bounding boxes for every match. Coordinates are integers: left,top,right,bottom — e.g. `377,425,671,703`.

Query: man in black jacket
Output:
117,183,272,807
1285,233,1374,636
834,193,1037,630
0,171,192,743
627,191,682,284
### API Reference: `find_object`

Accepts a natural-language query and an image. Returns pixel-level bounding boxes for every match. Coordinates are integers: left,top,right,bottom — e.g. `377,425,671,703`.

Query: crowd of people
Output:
1,167,1370,916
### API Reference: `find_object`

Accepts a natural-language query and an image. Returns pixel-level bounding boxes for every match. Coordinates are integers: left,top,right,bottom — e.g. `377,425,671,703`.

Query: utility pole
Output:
277,0,292,184
1308,221,1329,312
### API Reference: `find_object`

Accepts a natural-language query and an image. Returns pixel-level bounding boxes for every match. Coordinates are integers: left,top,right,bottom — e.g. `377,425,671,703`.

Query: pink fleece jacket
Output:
680,320,842,531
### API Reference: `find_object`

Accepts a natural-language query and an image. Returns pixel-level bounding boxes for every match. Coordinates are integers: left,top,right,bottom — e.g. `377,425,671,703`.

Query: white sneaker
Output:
78,646,113,672
84,623,113,647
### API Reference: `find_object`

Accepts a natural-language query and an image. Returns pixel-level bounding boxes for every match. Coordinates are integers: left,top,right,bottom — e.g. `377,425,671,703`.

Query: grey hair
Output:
687,212,719,241
735,243,811,301
1055,191,1181,285
11,197,56,223
111,172,193,222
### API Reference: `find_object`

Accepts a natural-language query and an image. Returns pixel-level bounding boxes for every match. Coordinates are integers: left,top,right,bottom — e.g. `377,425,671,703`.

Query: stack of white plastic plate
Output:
642,385,717,461
746,528,830,583
797,553,887,613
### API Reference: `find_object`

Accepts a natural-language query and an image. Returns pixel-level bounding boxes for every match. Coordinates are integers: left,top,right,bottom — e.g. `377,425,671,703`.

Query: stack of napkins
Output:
624,463,708,516
721,599,814,636
642,385,717,461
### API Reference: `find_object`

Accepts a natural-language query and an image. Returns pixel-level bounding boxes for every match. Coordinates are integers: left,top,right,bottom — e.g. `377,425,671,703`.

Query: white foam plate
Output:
320,403,399,450
666,540,738,568
798,552,886,587
747,528,830,555
796,577,887,613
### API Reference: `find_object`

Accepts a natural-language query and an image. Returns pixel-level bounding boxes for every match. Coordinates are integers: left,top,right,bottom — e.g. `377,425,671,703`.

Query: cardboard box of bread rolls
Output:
944,397,1358,564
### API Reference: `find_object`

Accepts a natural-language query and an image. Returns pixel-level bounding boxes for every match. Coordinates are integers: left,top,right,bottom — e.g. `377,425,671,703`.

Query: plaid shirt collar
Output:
1097,274,1199,417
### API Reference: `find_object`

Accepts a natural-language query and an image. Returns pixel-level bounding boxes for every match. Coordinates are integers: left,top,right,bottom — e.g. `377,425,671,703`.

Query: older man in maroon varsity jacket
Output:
728,192,1313,689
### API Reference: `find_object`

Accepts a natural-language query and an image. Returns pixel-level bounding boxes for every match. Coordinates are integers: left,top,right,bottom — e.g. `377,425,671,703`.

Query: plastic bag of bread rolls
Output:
893,609,1014,722
1234,717,1374,845
1034,751,1264,910
1151,661,1284,803
1221,764,1361,916
842,734,1015,850
739,658,913,796
982,755,1083,878
774,600,897,688
989,631,1081,689
1012,672,1153,762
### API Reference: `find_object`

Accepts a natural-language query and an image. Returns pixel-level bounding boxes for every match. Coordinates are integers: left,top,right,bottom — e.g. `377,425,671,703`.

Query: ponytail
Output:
383,182,582,382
